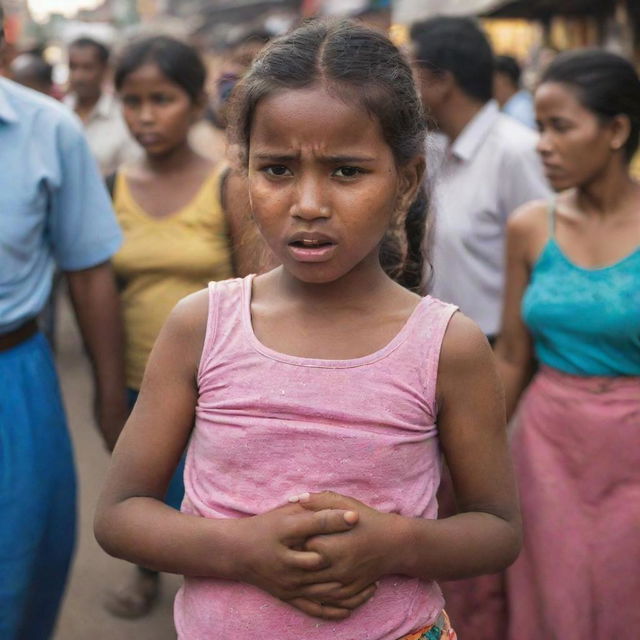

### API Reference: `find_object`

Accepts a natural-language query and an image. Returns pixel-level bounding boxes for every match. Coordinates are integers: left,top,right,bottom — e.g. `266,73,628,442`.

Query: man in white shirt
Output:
410,17,551,342
65,37,139,175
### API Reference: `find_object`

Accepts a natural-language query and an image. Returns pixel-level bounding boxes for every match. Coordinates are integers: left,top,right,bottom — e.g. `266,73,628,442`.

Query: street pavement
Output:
54,293,180,639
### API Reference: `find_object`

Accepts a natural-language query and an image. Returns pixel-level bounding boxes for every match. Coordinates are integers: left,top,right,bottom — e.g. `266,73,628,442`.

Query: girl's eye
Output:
333,166,362,178
264,165,291,177
122,96,140,107
152,94,173,104
550,118,572,133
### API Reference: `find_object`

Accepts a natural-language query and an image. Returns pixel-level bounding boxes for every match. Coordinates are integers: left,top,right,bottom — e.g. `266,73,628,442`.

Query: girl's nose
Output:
139,102,155,124
293,176,329,220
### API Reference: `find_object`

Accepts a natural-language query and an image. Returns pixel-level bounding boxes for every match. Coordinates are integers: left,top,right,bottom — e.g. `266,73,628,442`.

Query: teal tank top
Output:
522,201,640,377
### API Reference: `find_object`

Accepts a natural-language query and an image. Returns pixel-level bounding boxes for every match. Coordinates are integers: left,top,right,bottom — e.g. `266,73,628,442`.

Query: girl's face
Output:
535,81,626,190
247,85,422,285
120,62,202,157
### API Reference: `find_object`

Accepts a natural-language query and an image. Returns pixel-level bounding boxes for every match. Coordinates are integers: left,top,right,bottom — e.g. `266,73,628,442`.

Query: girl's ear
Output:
396,155,426,215
609,113,631,153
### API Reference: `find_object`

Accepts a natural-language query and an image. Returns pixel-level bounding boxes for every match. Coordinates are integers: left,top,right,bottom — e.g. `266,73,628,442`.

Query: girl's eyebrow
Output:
253,152,377,163
253,153,298,162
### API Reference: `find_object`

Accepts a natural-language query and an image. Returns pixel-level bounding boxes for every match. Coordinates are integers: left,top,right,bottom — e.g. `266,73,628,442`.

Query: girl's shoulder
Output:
439,312,490,369
436,312,496,407
174,286,210,320
173,278,248,333
162,287,211,369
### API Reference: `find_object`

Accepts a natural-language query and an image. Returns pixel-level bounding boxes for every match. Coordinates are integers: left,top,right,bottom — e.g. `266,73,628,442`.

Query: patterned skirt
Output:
400,611,457,640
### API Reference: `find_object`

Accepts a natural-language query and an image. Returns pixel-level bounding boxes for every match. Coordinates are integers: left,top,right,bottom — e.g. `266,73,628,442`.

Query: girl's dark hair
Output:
541,49,640,162
114,35,206,103
228,19,430,293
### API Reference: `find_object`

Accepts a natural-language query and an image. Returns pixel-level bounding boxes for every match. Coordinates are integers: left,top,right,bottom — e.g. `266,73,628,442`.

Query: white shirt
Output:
64,91,140,175
426,100,551,336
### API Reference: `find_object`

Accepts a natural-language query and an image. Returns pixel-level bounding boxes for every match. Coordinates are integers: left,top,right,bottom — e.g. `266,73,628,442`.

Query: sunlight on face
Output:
247,85,409,285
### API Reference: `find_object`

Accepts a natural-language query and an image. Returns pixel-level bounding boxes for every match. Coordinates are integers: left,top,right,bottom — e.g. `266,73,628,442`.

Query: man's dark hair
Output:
410,16,494,103
495,55,521,88
69,36,110,65
0,3,5,43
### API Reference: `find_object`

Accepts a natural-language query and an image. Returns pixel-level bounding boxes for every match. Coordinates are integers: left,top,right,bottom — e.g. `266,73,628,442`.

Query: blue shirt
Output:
522,220,640,377
502,89,536,130
0,78,122,333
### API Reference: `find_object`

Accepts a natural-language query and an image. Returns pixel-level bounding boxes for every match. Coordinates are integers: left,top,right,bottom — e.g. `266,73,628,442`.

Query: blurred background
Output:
1,0,639,92
1,2,638,639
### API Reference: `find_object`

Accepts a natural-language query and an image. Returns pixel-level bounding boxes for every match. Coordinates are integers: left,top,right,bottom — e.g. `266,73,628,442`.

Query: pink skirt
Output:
507,366,640,640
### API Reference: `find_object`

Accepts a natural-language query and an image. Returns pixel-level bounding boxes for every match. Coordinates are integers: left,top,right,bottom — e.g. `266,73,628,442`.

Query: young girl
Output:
495,50,640,639
95,20,521,639
105,35,257,617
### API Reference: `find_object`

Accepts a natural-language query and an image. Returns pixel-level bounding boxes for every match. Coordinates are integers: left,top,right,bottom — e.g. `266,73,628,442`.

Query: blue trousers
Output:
0,333,76,639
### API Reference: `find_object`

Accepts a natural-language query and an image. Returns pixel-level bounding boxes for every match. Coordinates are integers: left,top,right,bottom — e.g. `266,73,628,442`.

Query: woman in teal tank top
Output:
494,50,640,640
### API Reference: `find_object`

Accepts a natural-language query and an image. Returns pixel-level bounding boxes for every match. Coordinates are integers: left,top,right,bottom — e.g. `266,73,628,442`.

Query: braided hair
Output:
228,18,431,292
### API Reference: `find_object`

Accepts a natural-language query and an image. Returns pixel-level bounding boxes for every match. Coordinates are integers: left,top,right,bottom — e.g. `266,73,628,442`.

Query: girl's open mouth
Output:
287,239,337,262
289,239,334,248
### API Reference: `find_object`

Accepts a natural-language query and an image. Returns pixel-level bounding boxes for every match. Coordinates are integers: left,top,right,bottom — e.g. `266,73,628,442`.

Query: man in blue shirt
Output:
493,54,537,130
0,6,128,637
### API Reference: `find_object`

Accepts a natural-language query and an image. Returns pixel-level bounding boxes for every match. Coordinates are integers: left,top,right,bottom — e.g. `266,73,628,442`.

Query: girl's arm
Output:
95,289,233,575
405,313,522,579
94,291,368,619
293,315,521,601
493,205,540,419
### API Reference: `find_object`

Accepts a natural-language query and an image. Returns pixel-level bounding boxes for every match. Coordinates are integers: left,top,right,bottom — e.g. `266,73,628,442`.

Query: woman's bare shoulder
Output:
508,198,554,265
508,198,550,236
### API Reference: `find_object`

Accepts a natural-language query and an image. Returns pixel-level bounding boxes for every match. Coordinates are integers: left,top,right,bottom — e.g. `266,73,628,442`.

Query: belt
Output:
0,319,39,352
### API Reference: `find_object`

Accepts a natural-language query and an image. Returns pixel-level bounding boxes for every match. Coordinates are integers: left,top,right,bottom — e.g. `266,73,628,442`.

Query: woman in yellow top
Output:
106,34,257,618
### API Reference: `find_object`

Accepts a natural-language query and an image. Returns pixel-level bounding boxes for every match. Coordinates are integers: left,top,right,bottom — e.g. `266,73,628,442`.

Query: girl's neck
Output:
575,159,638,219
273,258,405,313
143,140,198,175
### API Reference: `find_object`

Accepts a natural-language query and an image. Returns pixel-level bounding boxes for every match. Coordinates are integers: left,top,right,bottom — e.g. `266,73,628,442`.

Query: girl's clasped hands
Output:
233,491,394,620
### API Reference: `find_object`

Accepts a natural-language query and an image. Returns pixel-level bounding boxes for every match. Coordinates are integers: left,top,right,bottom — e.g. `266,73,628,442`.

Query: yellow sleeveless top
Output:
112,166,234,389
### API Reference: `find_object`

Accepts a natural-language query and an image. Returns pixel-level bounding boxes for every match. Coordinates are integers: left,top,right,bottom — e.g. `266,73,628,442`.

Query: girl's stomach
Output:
174,573,443,640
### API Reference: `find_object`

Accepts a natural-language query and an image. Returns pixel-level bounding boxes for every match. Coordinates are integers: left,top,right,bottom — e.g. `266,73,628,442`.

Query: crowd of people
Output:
1,3,638,640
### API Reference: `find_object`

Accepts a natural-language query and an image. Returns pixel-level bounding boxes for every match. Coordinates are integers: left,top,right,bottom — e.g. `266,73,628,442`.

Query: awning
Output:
484,0,615,18
393,0,512,24
394,0,621,23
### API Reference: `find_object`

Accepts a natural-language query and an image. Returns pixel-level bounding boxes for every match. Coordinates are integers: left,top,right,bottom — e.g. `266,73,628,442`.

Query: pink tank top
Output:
174,275,458,640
